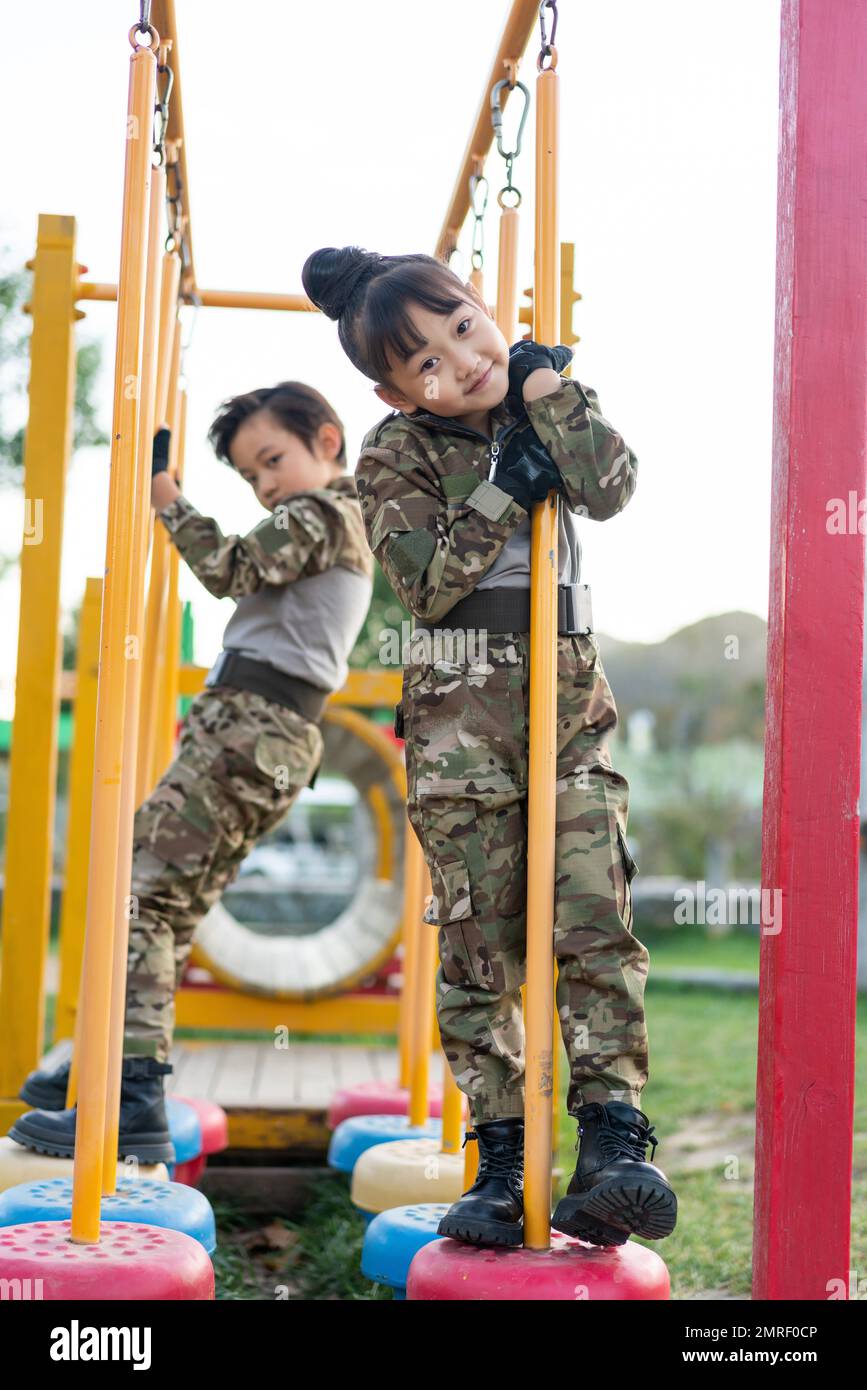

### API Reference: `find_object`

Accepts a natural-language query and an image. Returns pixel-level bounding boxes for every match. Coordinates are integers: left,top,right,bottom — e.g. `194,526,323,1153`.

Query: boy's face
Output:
227,410,342,510
373,282,510,434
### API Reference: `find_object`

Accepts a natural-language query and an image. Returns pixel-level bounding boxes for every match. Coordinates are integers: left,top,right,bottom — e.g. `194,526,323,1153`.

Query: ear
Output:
315,421,343,461
374,383,417,415
463,280,494,320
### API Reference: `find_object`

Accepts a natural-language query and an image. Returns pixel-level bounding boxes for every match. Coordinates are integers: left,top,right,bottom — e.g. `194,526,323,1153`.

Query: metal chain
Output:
491,77,530,209
154,60,174,166
468,173,489,272
165,146,185,255
538,0,558,70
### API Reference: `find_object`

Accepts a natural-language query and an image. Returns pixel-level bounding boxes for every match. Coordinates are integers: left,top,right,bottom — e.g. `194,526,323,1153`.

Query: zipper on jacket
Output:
408,410,520,465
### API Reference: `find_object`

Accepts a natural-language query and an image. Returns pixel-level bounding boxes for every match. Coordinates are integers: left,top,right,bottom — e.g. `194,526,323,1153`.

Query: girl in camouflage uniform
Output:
302,246,677,1250
13,382,373,1164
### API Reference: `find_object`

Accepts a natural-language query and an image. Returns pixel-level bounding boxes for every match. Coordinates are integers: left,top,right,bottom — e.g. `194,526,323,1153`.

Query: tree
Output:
0,248,108,487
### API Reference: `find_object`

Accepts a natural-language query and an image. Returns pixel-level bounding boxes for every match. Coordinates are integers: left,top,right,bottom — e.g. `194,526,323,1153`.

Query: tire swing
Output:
189,706,406,999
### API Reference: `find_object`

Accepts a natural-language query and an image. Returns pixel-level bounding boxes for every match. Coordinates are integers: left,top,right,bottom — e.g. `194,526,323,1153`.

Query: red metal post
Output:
754,0,867,1300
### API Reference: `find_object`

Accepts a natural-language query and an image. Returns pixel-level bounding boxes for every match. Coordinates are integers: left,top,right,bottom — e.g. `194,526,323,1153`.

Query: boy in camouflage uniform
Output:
302,245,677,1249
13,382,373,1163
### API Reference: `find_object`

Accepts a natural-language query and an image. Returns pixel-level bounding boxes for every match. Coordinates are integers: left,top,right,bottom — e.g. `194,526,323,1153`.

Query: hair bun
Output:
301,246,381,320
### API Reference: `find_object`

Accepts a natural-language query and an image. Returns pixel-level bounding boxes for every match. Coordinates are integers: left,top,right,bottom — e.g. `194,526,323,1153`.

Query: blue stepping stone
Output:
166,1097,202,1164
362,1203,450,1300
327,1114,442,1173
0,1177,216,1253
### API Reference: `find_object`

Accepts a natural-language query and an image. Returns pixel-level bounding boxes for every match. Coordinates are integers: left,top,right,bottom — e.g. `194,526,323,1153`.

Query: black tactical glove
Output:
152,426,171,477
506,339,574,415
492,421,565,512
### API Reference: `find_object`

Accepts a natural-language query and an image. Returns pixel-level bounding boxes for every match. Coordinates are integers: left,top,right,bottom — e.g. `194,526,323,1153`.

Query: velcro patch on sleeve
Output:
466,480,516,522
387,528,436,583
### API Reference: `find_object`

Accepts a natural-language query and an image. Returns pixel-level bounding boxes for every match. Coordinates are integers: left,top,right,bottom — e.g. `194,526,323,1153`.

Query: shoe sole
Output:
552,1177,678,1245
437,1214,523,1248
8,1121,175,1166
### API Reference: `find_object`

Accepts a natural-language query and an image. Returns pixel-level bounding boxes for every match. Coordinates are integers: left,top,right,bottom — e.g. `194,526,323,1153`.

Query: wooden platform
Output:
168,1040,444,1158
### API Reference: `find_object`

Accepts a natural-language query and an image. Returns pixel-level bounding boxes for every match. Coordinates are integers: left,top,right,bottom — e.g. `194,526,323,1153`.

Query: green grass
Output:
210,982,867,1300
211,1182,393,1301
641,924,760,973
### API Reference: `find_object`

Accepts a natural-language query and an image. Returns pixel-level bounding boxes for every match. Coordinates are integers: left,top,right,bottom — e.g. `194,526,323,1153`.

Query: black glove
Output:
152,426,171,477
492,421,565,512
506,339,574,415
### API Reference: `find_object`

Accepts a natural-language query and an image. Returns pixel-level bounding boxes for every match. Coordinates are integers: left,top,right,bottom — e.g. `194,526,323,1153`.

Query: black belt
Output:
411,583,593,636
204,651,329,723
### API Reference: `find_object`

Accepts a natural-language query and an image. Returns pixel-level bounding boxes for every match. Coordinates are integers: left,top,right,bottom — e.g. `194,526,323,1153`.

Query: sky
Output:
0,0,783,718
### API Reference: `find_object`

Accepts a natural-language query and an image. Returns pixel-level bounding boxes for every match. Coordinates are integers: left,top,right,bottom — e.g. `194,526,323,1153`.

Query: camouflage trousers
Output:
124,685,324,1063
402,630,648,1126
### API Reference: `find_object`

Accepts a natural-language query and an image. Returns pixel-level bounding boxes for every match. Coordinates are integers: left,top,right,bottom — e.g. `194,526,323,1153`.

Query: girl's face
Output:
227,409,343,510
373,282,510,433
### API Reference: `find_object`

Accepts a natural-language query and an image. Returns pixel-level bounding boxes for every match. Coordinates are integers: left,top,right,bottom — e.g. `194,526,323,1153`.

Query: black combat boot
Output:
8,1057,176,1165
551,1100,677,1246
18,1057,72,1110
437,1117,524,1247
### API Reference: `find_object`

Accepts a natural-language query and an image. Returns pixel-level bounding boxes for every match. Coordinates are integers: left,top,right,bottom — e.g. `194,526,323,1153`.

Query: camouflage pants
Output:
124,685,324,1063
402,630,648,1126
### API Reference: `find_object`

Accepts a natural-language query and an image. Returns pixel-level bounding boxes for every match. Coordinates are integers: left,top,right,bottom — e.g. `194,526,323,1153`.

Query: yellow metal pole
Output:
155,254,181,426
523,50,561,1253
397,815,424,1089
102,164,166,1192
153,387,186,782
137,313,180,799
54,577,103,1050
408,859,436,1129
0,216,78,1102
151,0,196,297
462,1123,480,1190
440,1052,463,1156
70,36,157,1244
496,205,520,344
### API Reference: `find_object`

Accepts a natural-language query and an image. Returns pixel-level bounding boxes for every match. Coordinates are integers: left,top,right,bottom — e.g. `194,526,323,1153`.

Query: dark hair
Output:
301,246,471,386
208,380,347,470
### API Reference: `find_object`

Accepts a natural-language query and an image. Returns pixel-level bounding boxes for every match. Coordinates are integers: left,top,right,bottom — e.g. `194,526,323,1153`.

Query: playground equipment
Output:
0,1177,217,1254
0,0,861,1303
0,0,447,1179
0,11,214,1298
172,1097,229,1187
328,810,464,1181
347,843,465,1216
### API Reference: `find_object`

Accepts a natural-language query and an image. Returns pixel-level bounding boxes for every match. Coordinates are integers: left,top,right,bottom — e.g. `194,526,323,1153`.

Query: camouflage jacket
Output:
156,473,374,691
156,473,371,597
355,376,637,622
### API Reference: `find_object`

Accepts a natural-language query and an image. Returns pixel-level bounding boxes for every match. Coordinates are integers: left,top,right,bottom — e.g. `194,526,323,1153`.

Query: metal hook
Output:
539,0,558,54
490,78,530,165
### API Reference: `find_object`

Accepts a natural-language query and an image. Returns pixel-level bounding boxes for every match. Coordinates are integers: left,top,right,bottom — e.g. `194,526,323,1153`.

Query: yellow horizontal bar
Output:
175,988,400,1035
195,289,317,312
226,1109,330,1152
76,282,317,314
61,664,403,706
